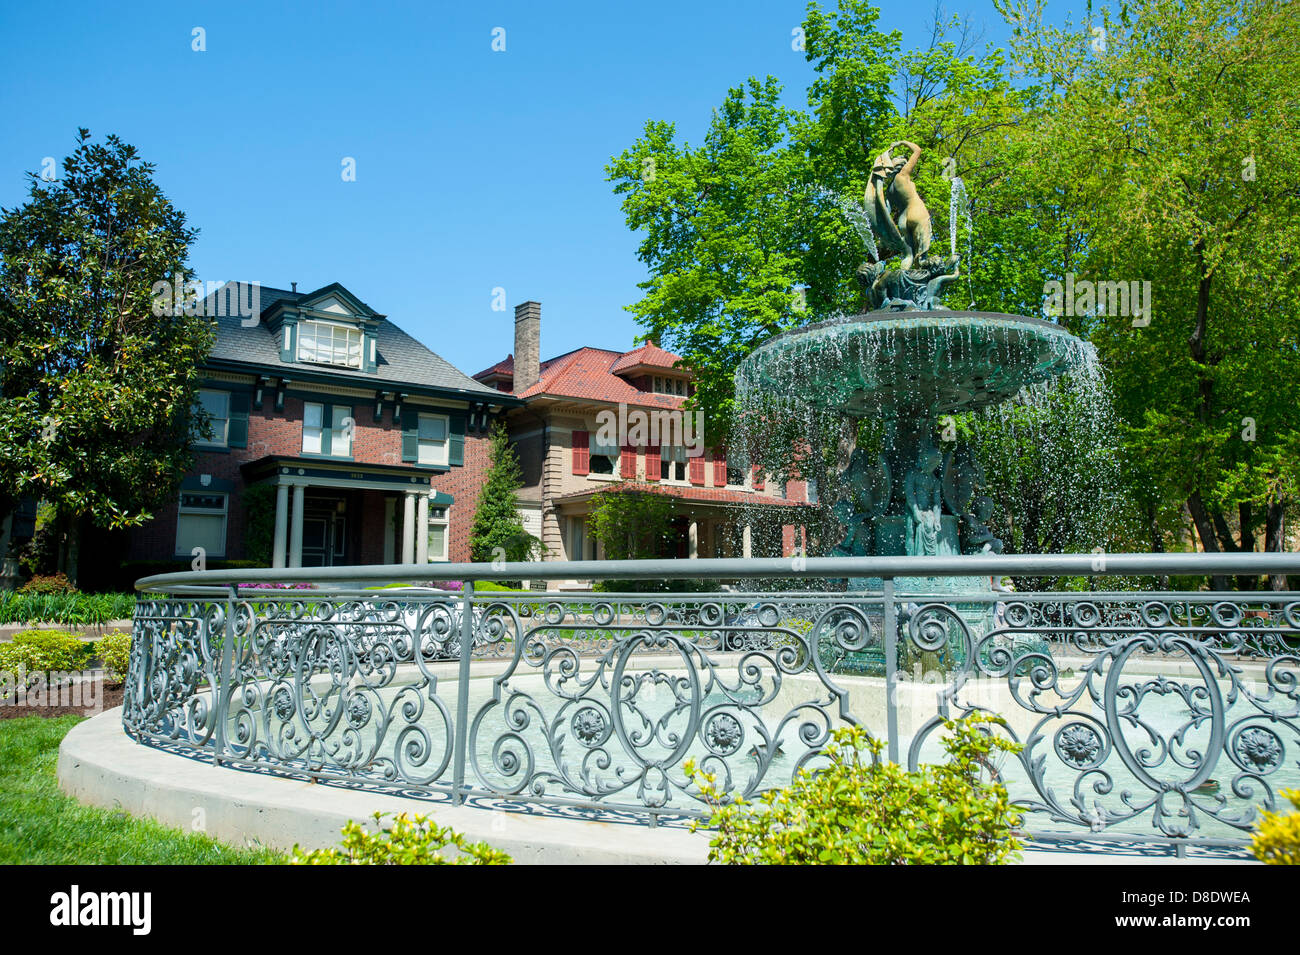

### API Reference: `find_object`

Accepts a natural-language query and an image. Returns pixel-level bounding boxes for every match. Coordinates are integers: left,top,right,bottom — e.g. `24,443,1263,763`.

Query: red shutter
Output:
645,446,660,482
713,450,727,487
620,445,637,480
752,465,765,491
689,455,705,486
572,430,589,475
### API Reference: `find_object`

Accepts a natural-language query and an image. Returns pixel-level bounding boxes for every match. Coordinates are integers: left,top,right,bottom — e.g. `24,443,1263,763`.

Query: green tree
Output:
996,0,1300,587
0,130,213,574
586,485,679,592
469,422,538,565
607,2,1056,438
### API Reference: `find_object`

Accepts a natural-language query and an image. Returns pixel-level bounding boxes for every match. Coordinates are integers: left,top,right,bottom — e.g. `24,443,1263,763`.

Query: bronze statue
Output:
858,140,961,311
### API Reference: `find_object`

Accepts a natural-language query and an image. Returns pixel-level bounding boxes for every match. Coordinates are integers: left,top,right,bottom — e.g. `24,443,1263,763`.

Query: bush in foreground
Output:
292,811,511,865
1252,788,1300,865
687,714,1024,865
95,632,132,683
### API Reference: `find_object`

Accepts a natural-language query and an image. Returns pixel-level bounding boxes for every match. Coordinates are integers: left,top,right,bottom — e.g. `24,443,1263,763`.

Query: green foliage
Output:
996,0,1300,575
0,129,213,534
469,423,542,566
1251,788,1300,865
607,1,1045,439
0,591,136,626
241,484,276,566
292,811,511,865
586,485,680,592
0,716,283,864
0,630,92,673
95,632,132,683
18,573,75,595
688,715,1023,864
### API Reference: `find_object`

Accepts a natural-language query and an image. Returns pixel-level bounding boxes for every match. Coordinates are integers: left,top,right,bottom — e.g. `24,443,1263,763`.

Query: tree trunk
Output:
1236,502,1257,590
1187,491,1231,591
1264,499,1288,591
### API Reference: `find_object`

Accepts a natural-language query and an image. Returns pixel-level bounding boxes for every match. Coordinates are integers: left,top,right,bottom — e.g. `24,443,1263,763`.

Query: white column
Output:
402,492,416,564
742,523,752,559
688,520,699,559
289,484,305,568
272,484,289,568
416,493,429,564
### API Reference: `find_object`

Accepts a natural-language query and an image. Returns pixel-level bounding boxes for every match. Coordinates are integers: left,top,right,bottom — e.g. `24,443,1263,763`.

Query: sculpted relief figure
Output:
904,443,944,557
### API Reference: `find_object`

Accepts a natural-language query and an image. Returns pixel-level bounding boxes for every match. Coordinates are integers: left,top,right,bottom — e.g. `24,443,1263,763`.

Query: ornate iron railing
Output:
124,554,1300,847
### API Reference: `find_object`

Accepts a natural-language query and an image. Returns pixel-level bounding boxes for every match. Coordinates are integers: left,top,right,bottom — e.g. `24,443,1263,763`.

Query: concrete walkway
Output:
57,709,1256,865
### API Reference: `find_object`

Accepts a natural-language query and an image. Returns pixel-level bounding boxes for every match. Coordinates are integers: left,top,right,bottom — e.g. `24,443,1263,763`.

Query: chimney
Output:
513,301,541,392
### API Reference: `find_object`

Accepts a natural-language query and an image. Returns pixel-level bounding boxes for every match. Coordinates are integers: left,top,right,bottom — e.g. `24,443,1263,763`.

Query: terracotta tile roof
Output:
609,342,686,374
475,347,686,408
555,482,804,508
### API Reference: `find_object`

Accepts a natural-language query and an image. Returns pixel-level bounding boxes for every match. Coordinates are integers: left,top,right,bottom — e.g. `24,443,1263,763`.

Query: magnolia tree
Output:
0,130,213,578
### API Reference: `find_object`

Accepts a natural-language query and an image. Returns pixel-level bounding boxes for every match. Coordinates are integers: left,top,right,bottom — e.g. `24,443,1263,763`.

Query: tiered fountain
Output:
737,141,1096,602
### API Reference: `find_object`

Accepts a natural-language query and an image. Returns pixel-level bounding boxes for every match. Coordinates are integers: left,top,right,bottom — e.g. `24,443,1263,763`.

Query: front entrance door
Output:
301,496,351,567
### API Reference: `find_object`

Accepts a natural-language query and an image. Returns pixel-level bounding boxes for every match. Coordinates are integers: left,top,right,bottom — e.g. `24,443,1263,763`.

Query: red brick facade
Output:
128,391,493,565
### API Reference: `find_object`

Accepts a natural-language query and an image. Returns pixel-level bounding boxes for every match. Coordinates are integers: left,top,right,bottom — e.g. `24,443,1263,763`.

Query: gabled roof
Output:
474,342,689,408
203,283,509,401
523,347,687,408
609,342,685,374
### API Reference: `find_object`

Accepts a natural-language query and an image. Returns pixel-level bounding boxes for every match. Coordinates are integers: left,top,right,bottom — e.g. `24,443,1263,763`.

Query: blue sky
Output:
0,0,1023,376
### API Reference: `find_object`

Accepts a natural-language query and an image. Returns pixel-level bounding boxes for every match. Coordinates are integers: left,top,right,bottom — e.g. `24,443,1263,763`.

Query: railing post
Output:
213,584,236,766
451,580,475,804
882,577,900,765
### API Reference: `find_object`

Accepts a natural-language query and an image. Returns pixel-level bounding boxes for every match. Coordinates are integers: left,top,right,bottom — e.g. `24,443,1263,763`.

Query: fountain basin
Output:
739,311,1092,418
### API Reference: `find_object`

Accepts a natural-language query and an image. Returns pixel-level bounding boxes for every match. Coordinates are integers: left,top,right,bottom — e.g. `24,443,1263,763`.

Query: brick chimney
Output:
513,301,541,392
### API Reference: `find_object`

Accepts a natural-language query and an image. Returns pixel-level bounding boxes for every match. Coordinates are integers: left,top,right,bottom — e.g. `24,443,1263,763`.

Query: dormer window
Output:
298,319,363,368
652,375,687,396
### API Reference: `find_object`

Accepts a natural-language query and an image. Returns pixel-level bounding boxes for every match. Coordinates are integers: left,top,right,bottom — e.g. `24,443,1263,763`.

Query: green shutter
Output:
449,414,466,466
228,391,250,448
401,408,418,462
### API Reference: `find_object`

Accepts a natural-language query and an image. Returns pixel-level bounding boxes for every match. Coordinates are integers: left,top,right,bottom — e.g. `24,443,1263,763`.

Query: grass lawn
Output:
0,716,286,864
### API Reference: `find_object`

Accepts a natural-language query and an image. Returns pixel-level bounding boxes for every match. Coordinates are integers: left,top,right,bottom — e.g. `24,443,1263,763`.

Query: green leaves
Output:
0,130,213,531
689,715,1024,865
291,811,511,865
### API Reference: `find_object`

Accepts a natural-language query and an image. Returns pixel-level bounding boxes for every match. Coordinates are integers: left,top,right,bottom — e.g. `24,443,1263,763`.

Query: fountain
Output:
736,142,1098,604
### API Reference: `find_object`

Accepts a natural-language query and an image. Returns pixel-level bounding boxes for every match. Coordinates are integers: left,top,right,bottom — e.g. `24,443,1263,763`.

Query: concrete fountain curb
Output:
56,708,1255,865
57,708,712,865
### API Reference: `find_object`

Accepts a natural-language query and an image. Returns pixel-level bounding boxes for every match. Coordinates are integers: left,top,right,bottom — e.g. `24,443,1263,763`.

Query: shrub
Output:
291,812,511,865
1252,788,1300,865
1,630,92,672
18,573,75,595
687,714,1024,865
95,632,133,683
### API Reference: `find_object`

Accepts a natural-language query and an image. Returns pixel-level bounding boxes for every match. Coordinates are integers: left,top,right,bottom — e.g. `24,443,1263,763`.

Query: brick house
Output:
474,302,812,586
128,282,519,569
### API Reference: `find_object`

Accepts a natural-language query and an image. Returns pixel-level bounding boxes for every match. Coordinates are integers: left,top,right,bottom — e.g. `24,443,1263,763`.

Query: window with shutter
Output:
713,451,727,487
571,430,590,475
645,446,660,482
620,445,637,480
689,455,705,486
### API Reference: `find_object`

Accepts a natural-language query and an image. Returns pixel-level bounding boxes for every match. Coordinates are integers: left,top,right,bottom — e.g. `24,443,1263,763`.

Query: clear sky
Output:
0,0,1022,377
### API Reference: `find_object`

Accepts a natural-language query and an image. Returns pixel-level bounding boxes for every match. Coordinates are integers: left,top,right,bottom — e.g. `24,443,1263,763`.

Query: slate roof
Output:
474,344,689,409
204,283,507,400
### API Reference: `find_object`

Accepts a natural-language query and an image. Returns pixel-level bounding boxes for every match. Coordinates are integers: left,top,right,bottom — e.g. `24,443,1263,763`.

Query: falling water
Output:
949,176,975,309
815,186,879,262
